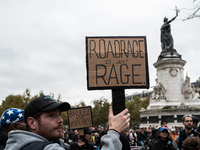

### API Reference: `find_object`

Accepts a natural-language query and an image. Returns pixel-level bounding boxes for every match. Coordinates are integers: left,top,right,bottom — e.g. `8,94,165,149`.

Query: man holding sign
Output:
4,95,130,150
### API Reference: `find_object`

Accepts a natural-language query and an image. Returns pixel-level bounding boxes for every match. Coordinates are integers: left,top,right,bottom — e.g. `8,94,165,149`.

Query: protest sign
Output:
86,36,149,90
67,106,93,130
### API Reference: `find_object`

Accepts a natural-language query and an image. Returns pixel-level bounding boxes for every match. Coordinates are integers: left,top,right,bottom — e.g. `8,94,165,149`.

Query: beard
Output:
36,120,64,141
185,125,193,130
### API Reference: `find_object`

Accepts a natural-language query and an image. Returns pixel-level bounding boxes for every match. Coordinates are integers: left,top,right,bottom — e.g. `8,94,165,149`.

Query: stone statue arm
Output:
168,7,179,23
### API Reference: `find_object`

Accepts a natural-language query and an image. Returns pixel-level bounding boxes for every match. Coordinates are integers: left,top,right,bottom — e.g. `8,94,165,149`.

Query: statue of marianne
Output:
161,8,179,52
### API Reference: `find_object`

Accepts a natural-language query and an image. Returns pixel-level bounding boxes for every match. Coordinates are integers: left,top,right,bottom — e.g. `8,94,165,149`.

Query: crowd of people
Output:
126,115,200,150
59,114,200,150
1,95,200,150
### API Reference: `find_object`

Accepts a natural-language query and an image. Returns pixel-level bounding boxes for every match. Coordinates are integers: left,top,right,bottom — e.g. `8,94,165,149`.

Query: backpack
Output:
21,141,52,150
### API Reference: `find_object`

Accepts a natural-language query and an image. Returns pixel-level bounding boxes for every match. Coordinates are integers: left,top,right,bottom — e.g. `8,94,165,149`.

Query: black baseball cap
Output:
24,95,70,123
84,127,95,134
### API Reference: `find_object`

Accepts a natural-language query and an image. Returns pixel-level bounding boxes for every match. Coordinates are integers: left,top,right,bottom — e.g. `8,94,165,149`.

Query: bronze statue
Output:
161,8,179,52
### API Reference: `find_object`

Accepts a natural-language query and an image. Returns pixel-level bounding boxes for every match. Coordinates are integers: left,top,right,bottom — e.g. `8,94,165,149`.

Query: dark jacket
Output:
69,142,95,150
178,129,194,149
64,137,69,144
152,128,159,141
151,138,176,150
144,136,154,150
73,135,79,143
137,131,146,142
120,133,131,150
0,131,8,150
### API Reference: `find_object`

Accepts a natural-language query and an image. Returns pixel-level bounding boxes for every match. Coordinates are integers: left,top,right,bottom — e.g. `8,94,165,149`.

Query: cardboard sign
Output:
86,36,149,90
67,106,93,130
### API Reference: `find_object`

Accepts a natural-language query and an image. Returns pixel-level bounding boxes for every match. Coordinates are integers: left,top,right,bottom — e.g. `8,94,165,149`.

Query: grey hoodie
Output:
5,130,122,150
101,130,122,150
4,130,65,150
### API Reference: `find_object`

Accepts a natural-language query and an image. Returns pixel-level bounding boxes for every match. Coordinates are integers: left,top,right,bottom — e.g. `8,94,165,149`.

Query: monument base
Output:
140,108,200,128
147,99,200,110
158,49,182,61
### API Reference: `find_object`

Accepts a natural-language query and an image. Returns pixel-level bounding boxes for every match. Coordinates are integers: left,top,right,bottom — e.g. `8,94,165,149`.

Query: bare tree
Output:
179,0,200,21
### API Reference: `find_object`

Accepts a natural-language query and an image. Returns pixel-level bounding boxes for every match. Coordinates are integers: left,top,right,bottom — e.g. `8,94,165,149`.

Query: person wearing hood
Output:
0,108,25,150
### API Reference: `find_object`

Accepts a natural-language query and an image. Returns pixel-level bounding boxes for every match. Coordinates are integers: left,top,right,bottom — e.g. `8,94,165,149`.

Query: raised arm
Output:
100,106,130,150
168,6,179,23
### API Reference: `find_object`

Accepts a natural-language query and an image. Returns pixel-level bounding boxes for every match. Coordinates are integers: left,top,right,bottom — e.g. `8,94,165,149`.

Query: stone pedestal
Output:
154,59,186,102
147,58,186,109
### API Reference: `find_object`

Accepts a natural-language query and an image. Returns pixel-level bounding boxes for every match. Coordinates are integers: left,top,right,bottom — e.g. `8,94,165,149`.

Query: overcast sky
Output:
0,0,199,106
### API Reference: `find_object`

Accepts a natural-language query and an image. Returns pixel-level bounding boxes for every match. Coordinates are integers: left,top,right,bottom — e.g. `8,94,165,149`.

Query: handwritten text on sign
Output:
86,37,149,90
68,106,92,130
